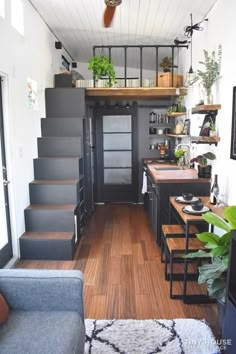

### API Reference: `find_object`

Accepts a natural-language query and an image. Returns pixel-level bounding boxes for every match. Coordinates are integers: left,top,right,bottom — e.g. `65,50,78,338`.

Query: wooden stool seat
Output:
166,237,204,252
162,224,199,236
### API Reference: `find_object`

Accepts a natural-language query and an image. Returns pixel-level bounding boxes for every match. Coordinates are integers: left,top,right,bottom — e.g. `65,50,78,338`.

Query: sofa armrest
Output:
0,269,84,320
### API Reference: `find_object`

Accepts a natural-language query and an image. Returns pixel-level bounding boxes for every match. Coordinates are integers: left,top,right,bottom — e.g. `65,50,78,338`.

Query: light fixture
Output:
185,14,197,86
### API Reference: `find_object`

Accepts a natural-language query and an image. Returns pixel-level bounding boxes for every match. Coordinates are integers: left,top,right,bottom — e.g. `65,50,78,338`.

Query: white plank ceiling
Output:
29,0,218,70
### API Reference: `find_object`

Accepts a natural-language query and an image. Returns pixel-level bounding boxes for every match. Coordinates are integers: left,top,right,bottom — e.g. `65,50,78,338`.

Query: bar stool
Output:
165,236,205,299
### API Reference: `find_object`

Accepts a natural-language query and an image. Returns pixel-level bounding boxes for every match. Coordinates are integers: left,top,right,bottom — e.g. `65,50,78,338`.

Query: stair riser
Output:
34,158,82,179
25,209,75,232
29,184,80,205
20,236,75,260
45,88,85,118
37,137,82,157
41,118,83,137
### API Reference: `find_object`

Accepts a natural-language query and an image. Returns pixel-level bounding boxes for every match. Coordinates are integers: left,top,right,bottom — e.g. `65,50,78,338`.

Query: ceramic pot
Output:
198,165,212,178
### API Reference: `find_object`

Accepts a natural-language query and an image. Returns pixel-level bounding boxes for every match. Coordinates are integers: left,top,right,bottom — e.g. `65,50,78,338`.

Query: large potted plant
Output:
197,45,222,104
88,55,116,87
190,151,216,178
186,206,236,333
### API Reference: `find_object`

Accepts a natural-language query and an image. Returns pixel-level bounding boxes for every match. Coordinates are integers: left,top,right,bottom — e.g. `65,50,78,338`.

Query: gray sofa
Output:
0,269,85,354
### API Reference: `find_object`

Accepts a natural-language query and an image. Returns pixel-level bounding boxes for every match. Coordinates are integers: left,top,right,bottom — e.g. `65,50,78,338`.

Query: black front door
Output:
95,105,138,203
0,76,13,267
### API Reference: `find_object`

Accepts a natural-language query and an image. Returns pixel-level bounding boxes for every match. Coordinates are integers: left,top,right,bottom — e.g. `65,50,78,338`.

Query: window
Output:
11,0,24,35
0,0,5,18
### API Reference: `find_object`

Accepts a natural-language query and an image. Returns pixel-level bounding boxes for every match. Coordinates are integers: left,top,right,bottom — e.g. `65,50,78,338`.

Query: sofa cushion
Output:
0,294,9,325
0,310,85,354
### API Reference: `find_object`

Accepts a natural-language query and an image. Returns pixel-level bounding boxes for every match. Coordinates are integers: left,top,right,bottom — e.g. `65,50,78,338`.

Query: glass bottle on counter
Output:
210,174,219,205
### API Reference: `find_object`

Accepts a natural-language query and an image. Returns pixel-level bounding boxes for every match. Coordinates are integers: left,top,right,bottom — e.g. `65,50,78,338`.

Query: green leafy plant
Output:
190,152,216,167
185,206,236,302
209,117,216,132
160,56,177,72
197,45,222,99
174,148,187,159
88,55,116,87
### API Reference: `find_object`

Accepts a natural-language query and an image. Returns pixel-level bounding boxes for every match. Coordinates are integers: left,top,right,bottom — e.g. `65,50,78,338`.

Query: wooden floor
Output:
16,204,218,334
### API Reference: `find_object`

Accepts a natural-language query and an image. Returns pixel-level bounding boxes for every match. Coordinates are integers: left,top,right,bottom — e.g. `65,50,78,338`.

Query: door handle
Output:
3,179,10,186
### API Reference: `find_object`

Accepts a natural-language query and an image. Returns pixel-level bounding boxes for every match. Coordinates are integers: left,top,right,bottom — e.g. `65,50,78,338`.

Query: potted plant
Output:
160,56,177,72
88,55,116,87
174,148,188,166
197,45,222,104
190,151,216,178
209,117,217,137
186,206,236,333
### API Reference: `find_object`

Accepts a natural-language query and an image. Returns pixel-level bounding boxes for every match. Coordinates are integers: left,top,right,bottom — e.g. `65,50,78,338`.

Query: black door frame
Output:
94,103,138,203
0,76,13,267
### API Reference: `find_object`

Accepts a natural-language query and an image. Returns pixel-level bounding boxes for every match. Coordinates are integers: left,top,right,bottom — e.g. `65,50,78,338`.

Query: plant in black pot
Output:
190,151,216,178
160,56,177,72
88,55,116,87
185,206,236,334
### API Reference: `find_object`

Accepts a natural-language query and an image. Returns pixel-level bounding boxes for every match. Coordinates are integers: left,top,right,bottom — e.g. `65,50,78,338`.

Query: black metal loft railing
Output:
93,44,188,88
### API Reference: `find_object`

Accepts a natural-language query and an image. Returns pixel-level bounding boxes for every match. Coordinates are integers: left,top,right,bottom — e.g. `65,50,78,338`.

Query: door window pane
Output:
104,151,132,167
104,169,131,184
103,133,131,150
103,115,131,132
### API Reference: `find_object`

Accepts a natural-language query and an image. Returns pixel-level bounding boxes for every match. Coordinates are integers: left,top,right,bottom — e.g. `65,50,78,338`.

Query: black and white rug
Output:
85,319,220,354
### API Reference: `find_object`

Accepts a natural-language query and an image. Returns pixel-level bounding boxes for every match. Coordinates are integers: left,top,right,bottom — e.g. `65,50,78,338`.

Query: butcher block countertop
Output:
147,163,211,184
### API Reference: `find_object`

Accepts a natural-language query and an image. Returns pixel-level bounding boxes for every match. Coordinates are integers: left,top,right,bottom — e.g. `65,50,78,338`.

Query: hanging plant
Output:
88,55,116,87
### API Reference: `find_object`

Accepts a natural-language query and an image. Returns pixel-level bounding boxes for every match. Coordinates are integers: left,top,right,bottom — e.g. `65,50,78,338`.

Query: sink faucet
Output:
175,143,191,167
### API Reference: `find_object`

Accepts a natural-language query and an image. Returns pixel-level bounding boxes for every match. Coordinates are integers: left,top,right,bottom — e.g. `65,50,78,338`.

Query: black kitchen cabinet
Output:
146,170,160,241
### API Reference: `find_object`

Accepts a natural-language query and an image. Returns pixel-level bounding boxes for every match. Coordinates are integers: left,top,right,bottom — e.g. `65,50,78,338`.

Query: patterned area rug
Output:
85,319,220,354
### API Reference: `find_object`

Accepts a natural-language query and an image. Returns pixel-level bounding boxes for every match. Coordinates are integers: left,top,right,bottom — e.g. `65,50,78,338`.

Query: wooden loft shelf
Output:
192,104,221,114
85,87,187,99
191,136,220,144
167,112,186,117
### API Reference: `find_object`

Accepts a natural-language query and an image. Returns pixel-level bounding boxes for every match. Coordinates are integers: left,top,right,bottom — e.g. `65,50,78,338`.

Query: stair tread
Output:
38,136,81,139
26,204,77,210
21,232,74,240
30,179,80,185
34,157,82,160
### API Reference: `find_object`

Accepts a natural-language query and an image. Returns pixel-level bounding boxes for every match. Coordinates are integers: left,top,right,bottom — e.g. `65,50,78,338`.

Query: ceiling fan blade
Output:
103,5,116,27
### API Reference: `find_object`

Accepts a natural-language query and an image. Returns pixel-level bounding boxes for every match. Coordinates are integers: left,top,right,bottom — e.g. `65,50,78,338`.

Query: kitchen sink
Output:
154,167,183,171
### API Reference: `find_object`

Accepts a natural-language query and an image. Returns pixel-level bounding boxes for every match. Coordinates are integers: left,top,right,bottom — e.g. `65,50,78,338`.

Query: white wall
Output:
0,0,72,257
179,0,236,205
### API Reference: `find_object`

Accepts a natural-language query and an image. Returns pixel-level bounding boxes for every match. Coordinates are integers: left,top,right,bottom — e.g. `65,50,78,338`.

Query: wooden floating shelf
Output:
166,134,220,144
85,87,187,99
166,134,190,138
192,104,221,114
167,112,186,117
191,136,220,143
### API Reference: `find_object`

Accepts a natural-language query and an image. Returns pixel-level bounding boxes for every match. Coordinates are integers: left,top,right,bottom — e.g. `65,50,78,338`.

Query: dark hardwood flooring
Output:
16,204,218,334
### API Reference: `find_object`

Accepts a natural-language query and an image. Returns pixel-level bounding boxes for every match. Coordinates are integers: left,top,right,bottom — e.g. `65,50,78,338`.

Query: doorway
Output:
95,105,138,203
0,76,13,267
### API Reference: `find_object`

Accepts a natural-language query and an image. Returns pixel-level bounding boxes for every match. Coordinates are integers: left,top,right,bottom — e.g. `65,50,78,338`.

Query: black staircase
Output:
19,88,86,260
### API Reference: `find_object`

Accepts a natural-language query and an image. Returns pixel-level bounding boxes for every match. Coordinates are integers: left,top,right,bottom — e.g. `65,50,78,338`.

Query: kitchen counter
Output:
147,163,211,184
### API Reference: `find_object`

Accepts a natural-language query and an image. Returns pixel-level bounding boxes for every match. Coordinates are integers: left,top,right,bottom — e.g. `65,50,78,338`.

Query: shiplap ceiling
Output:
29,0,218,70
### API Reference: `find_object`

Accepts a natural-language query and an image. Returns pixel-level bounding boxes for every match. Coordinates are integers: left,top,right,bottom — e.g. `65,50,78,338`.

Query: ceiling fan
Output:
103,0,122,28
